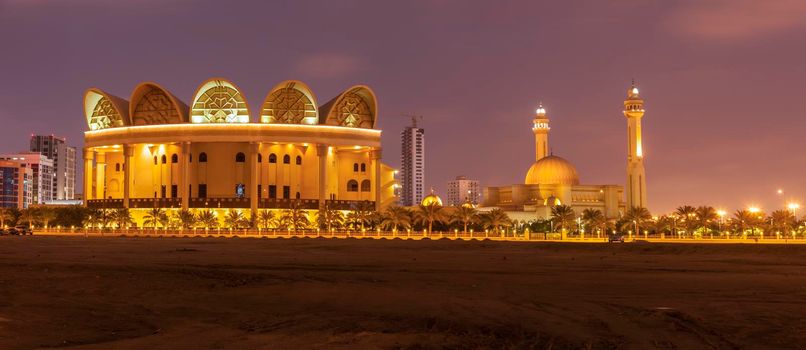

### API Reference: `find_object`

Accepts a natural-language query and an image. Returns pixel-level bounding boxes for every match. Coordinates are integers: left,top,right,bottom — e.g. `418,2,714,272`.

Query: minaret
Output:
624,81,648,209
532,103,550,161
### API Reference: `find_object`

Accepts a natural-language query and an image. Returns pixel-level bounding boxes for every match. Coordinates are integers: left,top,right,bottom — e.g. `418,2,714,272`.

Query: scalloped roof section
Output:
129,82,189,125
84,88,129,131
260,80,318,125
190,78,250,123
319,85,377,129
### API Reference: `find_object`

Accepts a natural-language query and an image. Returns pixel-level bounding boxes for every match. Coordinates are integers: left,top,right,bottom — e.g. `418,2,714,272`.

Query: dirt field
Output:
0,236,804,349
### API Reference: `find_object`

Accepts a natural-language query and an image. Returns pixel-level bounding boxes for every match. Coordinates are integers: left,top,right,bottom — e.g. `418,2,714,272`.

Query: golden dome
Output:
421,193,443,207
525,155,580,185
460,199,476,209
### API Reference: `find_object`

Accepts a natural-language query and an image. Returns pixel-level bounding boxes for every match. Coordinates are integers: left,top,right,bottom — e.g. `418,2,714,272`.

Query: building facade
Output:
30,135,77,200
83,79,398,226
400,117,425,206
446,176,481,206
0,152,54,204
0,160,32,209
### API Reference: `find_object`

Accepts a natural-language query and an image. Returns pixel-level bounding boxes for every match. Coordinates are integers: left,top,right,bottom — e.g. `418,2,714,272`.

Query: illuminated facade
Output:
0,160,32,209
483,103,625,220
624,82,648,209
83,79,397,226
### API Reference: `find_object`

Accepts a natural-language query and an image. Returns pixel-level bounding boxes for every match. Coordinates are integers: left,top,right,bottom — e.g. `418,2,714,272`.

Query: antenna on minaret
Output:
402,114,423,128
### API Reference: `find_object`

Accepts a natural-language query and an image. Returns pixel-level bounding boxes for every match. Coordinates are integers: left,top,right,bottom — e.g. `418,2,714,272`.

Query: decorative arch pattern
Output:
129,83,188,125
319,85,377,129
190,79,250,123
84,89,129,131
260,81,318,124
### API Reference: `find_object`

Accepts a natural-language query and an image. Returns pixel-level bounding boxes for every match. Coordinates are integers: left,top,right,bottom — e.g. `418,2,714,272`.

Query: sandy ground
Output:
0,236,804,349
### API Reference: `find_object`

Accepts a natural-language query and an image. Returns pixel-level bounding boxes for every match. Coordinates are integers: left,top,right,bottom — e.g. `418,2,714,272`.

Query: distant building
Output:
400,117,425,206
30,135,76,200
0,152,54,204
0,160,33,209
446,176,481,206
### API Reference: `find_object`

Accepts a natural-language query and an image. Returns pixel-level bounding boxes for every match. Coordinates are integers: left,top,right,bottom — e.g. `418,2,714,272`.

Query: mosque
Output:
482,83,648,220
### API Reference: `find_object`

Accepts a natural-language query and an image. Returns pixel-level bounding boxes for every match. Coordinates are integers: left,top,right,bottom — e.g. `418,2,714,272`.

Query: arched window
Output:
361,180,371,192
235,152,246,163
283,155,290,164
347,180,359,192
161,155,167,164
269,153,277,163
153,156,157,165
353,163,359,172
189,154,193,163
171,154,178,163
258,154,262,163
360,163,366,172
199,152,208,163
115,163,120,172
295,155,302,165
295,192,301,199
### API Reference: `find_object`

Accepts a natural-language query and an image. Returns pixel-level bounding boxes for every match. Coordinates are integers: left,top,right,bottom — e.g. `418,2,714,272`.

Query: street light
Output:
787,202,800,217
717,210,726,235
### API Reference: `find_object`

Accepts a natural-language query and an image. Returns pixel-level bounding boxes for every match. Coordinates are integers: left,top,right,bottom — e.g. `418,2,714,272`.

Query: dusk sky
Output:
1,0,805,214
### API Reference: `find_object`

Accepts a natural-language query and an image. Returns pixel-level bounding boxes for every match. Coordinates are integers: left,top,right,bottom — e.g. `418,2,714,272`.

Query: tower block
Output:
532,103,550,161
624,82,647,209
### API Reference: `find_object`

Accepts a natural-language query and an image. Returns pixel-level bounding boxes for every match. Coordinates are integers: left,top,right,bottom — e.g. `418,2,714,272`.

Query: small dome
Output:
421,193,443,207
525,155,580,185
543,195,561,207
461,199,476,209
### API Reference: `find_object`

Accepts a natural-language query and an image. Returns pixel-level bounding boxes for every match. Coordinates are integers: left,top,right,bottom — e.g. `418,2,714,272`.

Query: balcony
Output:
129,198,181,209
259,198,319,209
189,197,250,209
86,199,124,209
324,200,375,210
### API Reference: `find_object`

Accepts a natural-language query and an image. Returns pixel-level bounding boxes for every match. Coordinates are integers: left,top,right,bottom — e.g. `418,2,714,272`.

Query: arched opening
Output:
199,152,208,163
360,163,366,172
161,155,167,164
115,163,120,172
353,163,359,172
235,152,246,163
258,154,262,163
269,154,277,163
295,155,302,165
153,156,157,165
347,180,359,192
361,180,371,192
295,192,301,199
171,154,178,163
283,155,290,164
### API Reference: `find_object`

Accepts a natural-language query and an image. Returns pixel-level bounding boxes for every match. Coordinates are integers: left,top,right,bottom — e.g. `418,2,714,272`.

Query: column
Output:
95,152,106,200
83,148,94,203
316,144,328,209
370,149,382,211
180,142,190,210
123,145,134,207
249,142,259,217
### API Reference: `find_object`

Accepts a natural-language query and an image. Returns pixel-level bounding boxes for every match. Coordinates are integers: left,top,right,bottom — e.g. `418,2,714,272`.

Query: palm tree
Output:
279,201,309,232
581,208,605,236
732,209,753,236
414,203,445,233
197,209,218,229
175,209,197,229
451,205,478,233
317,206,343,231
770,210,795,235
257,210,276,229
675,205,697,236
551,205,576,232
38,207,57,229
112,208,133,229
479,208,511,235
652,215,675,236
19,207,41,228
695,206,717,236
347,201,374,231
84,208,103,228
224,210,248,229
143,208,168,228
380,206,411,231
621,207,652,236
0,208,11,228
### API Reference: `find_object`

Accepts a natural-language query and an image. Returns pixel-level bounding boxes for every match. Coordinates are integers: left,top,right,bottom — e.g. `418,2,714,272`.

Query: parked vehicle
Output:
608,233,626,243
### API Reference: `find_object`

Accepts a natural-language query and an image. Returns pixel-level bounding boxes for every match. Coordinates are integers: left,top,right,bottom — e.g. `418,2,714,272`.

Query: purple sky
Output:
1,0,805,214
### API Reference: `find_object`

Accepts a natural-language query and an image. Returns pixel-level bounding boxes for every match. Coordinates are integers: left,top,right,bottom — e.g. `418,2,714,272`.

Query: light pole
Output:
716,210,726,237
748,206,761,238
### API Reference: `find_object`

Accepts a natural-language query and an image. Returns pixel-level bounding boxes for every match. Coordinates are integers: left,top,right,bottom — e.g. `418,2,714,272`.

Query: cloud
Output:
664,0,806,41
295,52,364,79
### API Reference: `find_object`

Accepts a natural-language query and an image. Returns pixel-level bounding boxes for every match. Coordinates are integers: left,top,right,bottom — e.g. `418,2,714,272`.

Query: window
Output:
268,185,276,199
153,156,157,165
189,154,192,163
161,155,167,164
283,186,290,199
361,163,366,172
171,154,178,163
115,163,120,172
188,184,192,198
296,191,301,199
235,183,245,198
296,155,302,165
257,185,262,198
258,154,262,163
353,163,359,172
269,154,277,163
235,152,246,163
199,152,208,163
198,184,207,198
347,180,359,192
283,155,290,164
161,185,166,198
171,185,178,198
361,180,371,192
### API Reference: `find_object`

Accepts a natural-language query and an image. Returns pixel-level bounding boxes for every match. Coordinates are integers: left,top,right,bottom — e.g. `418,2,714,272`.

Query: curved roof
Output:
128,82,189,125
189,78,251,123
525,155,580,185
421,192,443,207
84,88,129,131
319,85,377,129
260,80,318,125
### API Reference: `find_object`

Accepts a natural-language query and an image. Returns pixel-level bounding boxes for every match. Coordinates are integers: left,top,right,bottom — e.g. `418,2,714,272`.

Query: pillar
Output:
249,142,260,217
83,148,94,203
95,152,106,200
123,145,134,207
316,144,328,209
180,142,190,210
370,149,382,211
